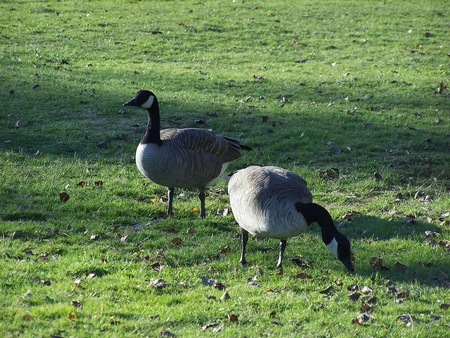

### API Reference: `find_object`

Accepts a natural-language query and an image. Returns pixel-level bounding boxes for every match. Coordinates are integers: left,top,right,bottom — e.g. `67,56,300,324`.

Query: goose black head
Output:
326,232,355,272
295,202,355,272
123,90,157,109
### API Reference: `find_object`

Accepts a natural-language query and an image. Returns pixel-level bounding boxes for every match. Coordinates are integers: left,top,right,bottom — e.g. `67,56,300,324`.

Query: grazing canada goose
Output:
228,166,354,271
123,89,250,219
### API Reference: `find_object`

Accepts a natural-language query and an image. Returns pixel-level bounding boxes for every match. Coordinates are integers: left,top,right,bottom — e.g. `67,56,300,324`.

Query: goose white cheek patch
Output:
141,95,155,109
326,238,339,259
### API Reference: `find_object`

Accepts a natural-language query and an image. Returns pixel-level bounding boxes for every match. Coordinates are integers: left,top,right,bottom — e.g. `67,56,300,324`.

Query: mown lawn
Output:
1,1,449,337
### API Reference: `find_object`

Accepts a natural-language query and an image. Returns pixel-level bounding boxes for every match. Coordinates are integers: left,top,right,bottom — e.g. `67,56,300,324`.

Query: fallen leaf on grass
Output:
59,192,70,202
394,262,407,271
291,257,314,269
214,283,226,291
435,81,446,94
171,237,182,245
201,323,218,332
72,300,82,308
395,290,410,299
151,263,163,272
361,286,373,294
68,312,77,320
219,245,231,255
23,314,34,321
395,314,414,327
374,172,382,180
440,303,450,310
216,208,229,216
348,292,361,301
160,330,175,337
76,181,87,187
341,211,361,220
370,257,389,270
318,285,333,294
360,304,373,313
352,313,370,325
149,279,168,289
247,276,260,287
228,314,238,322
220,291,231,301
94,180,103,186
200,277,216,286
347,284,360,292
294,272,313,279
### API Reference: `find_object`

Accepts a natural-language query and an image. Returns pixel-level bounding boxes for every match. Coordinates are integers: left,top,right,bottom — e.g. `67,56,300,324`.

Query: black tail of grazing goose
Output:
123,89,251,219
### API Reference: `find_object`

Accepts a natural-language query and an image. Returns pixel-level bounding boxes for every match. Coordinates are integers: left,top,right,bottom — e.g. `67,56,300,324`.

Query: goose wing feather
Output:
161,128,243,162
137,128,243,189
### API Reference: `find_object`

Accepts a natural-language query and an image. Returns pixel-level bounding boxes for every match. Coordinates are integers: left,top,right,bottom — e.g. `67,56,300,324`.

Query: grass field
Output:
1,0,449,337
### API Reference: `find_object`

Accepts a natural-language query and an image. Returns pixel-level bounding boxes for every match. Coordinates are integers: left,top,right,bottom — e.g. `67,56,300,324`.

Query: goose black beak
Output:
123,98,137,107
341,258,355,273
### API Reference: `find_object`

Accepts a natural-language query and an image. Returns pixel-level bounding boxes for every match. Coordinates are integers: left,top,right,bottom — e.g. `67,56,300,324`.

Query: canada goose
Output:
123,89,250,219
228,166,354,271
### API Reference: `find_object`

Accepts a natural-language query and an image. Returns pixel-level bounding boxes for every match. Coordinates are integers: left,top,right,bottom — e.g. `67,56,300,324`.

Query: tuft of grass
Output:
1,1,449,337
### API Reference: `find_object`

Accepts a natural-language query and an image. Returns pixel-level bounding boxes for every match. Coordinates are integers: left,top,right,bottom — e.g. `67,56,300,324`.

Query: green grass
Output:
1,0,449,337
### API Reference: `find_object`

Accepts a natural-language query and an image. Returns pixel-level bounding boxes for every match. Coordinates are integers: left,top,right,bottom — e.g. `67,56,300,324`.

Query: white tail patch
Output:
326,238,339,259
141,95,155,109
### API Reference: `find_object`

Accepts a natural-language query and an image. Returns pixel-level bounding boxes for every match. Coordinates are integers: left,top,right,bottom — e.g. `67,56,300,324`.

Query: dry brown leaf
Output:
68,312,77,320
214,283,226,291
291,257,314,269
219,245,231,255
347,284,360,292
201,323,218,332
22,314,34,321
352,313,370,325
59,192,70,202
348,292,361,301
171,237,182,245
361,286,373,294
200,277,216,286
294,273,313,279
220,291,231,301
360,304,373,313
228,314,238,322
318,285,333,294
394,262,407,271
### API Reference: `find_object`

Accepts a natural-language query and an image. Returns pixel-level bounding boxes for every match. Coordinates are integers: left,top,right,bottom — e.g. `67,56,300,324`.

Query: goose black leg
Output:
198,188,206,219
276,240,287,269
167,187,174,216
240,229,249,265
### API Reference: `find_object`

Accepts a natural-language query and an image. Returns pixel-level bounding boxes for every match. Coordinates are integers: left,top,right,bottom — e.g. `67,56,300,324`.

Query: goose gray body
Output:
228,165,354,271
124,90,250,218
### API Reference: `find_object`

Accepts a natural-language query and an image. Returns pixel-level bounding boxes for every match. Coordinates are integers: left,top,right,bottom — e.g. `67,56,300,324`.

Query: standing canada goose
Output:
123,89,250,219
228,166,354,271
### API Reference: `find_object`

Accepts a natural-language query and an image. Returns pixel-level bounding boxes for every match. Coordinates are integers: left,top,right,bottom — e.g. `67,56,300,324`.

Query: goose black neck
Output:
141,102,162,146
295,202,338,244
